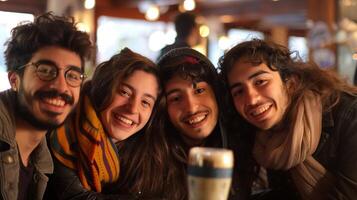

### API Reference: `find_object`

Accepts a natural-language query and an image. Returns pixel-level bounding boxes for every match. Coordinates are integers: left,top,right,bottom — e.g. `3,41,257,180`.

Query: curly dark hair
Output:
5,12,93,73
218,38,357,200
219,39,357,111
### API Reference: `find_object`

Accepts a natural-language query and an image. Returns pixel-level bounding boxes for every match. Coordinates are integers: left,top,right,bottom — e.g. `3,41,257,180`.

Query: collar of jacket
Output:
0,89,53,174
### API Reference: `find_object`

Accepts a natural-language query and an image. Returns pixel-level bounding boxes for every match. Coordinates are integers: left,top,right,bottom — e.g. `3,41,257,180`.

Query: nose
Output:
50,71,69,93
244,86,260,106
183,94,199,114
127,96,140,114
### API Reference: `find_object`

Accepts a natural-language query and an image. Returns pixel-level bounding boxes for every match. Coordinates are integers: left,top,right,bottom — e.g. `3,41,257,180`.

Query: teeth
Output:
251,104,271,116
43,98,65,106
188,115,206,124
117,116,134,125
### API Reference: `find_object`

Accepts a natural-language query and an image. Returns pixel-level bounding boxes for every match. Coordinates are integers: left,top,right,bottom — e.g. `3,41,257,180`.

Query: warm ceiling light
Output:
353,53,357,60
220,15,235,23
183,0,196,11
145,5,160,21
178,4,185,12
199,25,210,38
342,0,353,6
84,0,95,9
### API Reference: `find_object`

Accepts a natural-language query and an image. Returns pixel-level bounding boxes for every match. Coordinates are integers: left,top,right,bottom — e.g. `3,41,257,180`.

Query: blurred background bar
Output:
0,0,356,91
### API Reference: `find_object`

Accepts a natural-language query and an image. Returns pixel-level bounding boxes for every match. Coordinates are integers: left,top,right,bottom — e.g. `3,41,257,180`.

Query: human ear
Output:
8,72,19,92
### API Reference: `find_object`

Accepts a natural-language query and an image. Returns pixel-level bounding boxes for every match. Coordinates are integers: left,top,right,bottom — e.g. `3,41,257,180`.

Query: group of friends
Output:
1,12,357,200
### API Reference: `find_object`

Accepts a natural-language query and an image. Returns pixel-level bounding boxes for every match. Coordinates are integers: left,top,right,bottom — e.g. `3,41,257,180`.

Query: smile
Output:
249,103,272,117
184,112,208,126
42,97,65,107
188,115,206,124
114,114,135,126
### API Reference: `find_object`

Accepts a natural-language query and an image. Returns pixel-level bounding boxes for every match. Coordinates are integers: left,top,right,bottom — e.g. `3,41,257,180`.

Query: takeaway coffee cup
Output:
188,147,234,200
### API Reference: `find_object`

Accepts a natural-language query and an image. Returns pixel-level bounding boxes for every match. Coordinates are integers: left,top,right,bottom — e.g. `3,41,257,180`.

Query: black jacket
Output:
353,65,357,85
244,93,357,200
44,158,140,200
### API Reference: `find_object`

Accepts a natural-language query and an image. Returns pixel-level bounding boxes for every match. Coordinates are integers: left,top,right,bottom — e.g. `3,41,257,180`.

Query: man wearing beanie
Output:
155,47,239,199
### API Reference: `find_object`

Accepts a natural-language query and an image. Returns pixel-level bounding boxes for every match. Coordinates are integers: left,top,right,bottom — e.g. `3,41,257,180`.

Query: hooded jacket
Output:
157,47,239,199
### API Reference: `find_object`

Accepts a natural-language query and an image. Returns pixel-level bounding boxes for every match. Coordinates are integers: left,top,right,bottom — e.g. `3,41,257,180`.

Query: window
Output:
97,16,174,63
289,36,308,61
0,11,33,92
208,29,264,68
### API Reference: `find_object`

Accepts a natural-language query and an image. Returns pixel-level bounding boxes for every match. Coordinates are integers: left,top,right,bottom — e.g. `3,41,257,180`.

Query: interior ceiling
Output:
106,0,309,30
0,0,47,15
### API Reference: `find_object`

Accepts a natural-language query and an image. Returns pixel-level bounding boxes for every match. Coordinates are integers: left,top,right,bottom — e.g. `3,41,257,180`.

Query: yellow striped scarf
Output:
50,95,120,192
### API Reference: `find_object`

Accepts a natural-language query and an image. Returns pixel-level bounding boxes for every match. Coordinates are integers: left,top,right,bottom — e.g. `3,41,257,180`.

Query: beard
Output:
15,82,75,131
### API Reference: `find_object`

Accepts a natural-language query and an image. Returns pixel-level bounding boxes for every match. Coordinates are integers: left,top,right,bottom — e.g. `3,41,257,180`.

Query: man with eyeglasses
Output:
0,12,92,200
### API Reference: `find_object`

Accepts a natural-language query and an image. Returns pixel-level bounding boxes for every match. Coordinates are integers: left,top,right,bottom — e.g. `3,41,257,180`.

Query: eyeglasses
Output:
17,62,86,87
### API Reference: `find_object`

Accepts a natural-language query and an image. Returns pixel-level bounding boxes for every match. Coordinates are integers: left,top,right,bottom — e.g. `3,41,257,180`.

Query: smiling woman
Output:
219,39,357,199
100,70,158,143
47,48,165,199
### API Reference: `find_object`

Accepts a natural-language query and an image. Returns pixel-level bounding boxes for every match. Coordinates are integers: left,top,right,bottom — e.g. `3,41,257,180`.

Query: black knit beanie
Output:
157,47,215,71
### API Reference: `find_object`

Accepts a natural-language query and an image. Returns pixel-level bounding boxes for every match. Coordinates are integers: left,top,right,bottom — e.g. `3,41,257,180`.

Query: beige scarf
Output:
253,91,333,200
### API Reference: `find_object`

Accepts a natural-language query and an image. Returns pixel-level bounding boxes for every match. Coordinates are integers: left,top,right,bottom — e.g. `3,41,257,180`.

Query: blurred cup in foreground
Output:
188,147,234,200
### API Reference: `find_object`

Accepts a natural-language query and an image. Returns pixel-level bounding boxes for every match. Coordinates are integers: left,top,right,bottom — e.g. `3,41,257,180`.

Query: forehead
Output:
30,46,82,69
165,74,208,91
228,60,278,83
122,70,159,96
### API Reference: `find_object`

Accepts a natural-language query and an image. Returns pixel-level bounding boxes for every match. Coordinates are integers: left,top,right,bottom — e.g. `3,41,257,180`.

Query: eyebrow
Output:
166,80,208,96
166,88,181,97
122,83,157,101
35,59,57,66
229,70,269,91
36,59,82,71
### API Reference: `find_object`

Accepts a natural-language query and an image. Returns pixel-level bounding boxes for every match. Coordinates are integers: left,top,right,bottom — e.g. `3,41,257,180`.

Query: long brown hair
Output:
219,39,357,123
219,39,357,193
83,48,168,198
156,47,227,199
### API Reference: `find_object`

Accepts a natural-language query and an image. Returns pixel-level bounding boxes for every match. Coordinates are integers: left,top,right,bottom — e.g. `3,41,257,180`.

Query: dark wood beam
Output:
0,0,47,15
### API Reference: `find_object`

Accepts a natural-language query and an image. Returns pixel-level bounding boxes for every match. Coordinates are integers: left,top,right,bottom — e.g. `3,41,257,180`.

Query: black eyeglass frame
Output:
16,62,87,87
